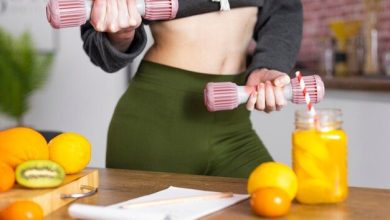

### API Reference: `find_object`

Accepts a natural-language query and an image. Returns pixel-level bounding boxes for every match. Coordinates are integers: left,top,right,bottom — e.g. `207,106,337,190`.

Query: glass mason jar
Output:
292,109,348,204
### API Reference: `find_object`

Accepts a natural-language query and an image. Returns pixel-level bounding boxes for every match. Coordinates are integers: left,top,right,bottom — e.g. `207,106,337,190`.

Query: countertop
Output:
48,168,390,219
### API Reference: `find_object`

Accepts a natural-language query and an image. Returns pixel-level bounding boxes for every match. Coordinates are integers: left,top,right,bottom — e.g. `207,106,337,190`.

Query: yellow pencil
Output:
121,192,234,209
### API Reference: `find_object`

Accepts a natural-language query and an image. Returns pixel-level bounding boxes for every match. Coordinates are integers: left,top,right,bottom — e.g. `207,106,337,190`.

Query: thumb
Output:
274,75,290,87
246,69,267,86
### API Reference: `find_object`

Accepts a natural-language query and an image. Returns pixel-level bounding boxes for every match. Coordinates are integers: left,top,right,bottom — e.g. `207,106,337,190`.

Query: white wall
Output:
0,15,389,189
24,29,129,169
0,27,129,169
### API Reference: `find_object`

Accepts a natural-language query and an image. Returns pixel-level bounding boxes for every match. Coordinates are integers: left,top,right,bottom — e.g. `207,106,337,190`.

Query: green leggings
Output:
106,61,273,178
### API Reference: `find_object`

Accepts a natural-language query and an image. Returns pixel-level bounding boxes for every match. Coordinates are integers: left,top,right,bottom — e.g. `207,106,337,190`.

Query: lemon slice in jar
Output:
296,179,334,204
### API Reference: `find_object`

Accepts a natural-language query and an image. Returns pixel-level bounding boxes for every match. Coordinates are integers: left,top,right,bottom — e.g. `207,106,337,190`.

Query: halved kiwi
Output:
15,160,65,188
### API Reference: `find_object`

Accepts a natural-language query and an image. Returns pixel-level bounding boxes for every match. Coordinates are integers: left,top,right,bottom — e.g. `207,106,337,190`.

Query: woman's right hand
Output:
90,0,142,52
246,68,291,113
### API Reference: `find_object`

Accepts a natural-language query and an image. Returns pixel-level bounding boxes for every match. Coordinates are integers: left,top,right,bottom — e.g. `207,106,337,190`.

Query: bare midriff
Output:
143,7,258,75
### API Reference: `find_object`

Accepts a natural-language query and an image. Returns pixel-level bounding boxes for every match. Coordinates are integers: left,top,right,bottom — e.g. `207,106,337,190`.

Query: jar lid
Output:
295,108,343,131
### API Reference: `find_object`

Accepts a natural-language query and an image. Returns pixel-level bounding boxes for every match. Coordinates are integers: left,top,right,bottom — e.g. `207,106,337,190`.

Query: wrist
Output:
251,68,268,75
106,29,136,52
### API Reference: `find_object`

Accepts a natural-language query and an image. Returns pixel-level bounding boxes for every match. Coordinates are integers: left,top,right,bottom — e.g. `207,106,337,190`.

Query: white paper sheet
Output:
109,186,249,220
68,204,170,220
68,186,249,220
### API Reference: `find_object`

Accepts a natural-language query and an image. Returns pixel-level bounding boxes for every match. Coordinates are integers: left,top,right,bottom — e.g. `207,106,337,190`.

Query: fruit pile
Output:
247,161,298,218
0,127,91,220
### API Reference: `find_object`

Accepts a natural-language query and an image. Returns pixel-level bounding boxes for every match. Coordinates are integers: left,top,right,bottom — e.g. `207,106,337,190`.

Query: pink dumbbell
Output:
204,75,325,112
46,0,178,29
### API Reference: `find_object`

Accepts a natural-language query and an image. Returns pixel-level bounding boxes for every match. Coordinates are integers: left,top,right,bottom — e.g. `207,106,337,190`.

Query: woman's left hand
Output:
246,68,290,113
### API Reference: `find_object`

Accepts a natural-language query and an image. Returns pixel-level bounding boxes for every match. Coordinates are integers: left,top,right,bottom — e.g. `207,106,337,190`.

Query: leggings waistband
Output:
134,60,247,93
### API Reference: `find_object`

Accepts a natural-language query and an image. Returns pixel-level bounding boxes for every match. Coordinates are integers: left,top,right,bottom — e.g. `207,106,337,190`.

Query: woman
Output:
81,0,303,178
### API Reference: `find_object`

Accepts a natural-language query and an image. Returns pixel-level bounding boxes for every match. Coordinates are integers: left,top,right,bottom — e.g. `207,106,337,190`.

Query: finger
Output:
274,86,286,111
106,0,119,32
117,0,130,28
127,0,142,28
265,81,276,113
255,83,265,111
246,92,257,111
90,0,107,31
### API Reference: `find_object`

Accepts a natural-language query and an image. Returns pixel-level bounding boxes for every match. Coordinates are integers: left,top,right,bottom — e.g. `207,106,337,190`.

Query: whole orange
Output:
247,162,298,200
0,127,48,168
48,132,91,174
0,162,15,192
250,187,291,218
0,201,44,220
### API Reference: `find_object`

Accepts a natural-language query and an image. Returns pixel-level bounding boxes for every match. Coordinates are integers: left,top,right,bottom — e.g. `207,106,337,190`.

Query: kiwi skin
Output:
15,160,65,188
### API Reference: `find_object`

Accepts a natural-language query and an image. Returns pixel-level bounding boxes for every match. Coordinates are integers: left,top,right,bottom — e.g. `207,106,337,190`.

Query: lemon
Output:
293,130,329,161
48,132,91,174
293,148,327,180
296,179,334,204
247,162,298,200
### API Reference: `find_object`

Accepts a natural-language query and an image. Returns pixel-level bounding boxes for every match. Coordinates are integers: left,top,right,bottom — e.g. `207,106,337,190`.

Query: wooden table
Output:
48,168,390,219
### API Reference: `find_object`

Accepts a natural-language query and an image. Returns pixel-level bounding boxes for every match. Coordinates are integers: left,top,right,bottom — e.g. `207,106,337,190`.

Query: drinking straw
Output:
295,71,316,115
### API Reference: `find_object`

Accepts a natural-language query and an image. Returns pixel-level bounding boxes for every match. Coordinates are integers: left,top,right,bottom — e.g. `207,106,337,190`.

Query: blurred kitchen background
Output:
0,0,389,189
299,0,390,78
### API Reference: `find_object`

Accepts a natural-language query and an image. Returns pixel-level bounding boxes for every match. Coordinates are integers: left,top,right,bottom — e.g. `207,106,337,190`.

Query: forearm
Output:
247,0,303,75
106,28,136,52
81,22,147,73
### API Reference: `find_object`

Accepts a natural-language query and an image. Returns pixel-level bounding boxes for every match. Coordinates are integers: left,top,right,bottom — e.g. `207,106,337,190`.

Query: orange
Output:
48,132,91,174
250,187,291,218
0,127,48,168
247,162,298,200
0,162,15,192
0,201,44,220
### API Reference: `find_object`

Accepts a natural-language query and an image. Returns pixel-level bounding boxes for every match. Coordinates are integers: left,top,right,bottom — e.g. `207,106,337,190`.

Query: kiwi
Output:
15,160,65,188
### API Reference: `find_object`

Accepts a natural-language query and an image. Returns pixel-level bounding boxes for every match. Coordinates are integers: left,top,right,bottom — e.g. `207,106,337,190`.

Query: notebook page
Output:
109,186,249,220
